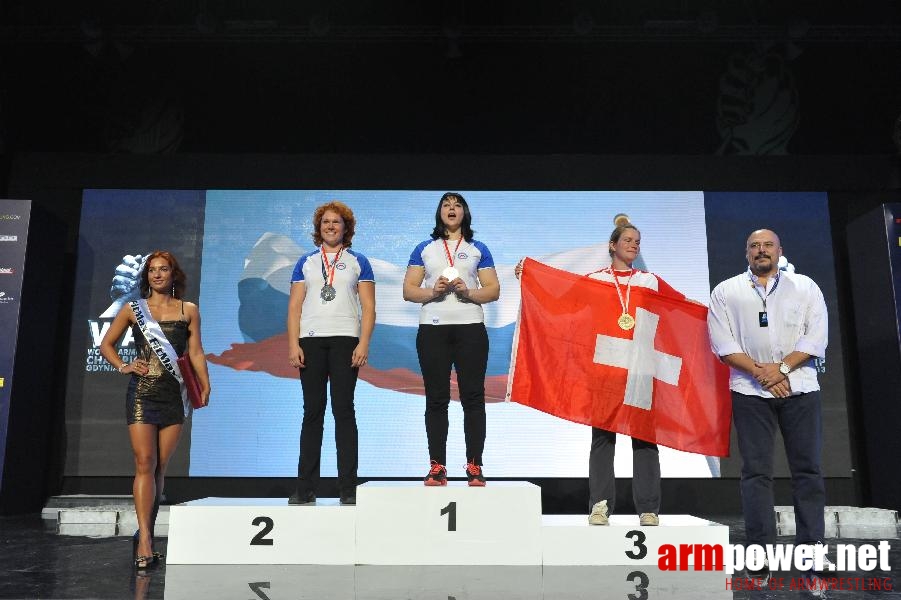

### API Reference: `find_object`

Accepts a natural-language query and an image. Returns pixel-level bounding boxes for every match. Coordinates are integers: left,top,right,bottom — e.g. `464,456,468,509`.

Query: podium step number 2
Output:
166,497,355,565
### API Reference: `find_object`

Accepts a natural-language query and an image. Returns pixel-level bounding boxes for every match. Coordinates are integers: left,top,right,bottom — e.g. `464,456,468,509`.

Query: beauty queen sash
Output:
130,298,191,417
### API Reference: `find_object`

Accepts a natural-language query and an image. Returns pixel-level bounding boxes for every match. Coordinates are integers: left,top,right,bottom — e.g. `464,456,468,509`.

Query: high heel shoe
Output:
132,530,155,570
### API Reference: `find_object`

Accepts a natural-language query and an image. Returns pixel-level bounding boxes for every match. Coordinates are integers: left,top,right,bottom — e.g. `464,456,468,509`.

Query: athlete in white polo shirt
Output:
403,192,500,487
287,201,375,507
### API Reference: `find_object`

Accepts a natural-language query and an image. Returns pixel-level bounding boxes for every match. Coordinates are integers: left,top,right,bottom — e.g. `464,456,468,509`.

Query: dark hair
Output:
312,201,356,248
608,223,640,257
140,251,187,299
430,192,475,242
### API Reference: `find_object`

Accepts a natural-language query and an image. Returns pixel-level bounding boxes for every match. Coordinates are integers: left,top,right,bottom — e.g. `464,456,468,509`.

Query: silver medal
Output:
442,267,459,280
320,284,337,302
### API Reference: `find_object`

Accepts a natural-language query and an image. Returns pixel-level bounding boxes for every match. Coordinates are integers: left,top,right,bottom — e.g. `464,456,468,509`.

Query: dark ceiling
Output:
1,1,900,155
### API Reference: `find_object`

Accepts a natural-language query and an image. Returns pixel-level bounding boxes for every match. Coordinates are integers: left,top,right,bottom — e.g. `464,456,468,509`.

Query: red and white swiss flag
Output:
507,258,732,457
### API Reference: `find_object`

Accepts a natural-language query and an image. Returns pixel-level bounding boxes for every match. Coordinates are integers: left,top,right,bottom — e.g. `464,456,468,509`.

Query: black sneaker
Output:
465,460,486,487
288,490,316,505
746,558,770,580
424,460,448,486
340,494,356,505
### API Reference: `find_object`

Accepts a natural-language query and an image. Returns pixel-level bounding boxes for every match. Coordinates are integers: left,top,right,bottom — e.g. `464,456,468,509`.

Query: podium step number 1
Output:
355,481,543,565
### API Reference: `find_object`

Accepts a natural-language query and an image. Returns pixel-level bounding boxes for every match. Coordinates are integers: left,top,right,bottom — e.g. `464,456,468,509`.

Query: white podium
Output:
541,514,730,567
166,497,355,565
354,481,543,565
164,483,730,569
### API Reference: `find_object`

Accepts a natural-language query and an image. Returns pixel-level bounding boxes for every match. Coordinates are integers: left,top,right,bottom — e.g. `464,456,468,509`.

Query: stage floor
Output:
1,513,899,599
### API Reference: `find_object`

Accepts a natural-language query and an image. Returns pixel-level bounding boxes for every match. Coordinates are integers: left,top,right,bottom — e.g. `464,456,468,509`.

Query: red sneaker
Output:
424,460,448,486
465,460,486,487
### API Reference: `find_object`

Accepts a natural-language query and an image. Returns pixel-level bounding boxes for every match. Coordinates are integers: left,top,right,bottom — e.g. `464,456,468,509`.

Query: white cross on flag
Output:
594,307,683,411
508,259,731,457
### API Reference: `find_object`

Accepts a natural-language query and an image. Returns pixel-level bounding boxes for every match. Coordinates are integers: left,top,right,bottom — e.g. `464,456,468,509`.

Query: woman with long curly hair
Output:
100,250,211,570
287,201,376,506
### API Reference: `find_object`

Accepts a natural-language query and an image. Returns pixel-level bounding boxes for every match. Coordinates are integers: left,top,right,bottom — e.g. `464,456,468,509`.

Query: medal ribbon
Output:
320,246,344,287
608,267,636,317
443,238,463,268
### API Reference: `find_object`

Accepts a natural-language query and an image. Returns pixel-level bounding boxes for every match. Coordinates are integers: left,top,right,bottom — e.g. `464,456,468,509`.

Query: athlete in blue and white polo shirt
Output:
403,192,500,487
287,201,375,507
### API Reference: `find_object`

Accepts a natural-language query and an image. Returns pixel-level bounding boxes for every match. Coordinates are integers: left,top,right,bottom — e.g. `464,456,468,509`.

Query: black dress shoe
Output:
340,495,356,506
288,491,316,505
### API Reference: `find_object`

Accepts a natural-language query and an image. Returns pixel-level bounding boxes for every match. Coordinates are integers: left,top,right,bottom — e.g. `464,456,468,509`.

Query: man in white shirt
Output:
708,229,828,575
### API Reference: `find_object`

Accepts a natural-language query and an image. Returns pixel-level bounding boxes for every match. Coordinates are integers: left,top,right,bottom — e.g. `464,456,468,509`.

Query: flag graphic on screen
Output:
206,232,629,403
207,233,517,400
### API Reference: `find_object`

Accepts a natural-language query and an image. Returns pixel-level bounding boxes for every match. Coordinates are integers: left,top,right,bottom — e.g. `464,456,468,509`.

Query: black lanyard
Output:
750,271,779,327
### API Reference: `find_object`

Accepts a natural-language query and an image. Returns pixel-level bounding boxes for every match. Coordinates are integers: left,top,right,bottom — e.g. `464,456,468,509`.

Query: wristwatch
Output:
778,361,791,375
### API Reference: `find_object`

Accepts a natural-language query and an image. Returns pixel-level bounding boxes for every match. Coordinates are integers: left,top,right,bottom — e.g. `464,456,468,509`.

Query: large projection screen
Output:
64,189,849,480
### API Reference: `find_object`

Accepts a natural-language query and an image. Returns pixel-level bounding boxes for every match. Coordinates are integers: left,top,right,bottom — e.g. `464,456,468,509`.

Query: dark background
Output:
1,1,900,514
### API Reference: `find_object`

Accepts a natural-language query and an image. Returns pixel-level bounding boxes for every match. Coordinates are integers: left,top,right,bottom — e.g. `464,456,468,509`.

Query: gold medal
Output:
609,267,637,331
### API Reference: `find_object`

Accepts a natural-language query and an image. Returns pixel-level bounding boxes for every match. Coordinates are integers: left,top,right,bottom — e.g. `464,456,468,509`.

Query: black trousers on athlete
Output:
416,323,489,466
295,336,359,496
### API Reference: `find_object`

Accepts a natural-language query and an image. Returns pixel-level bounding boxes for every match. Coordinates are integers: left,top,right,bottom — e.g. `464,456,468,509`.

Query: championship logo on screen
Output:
0,291,13,304
85,254,147,373
0,235,18,242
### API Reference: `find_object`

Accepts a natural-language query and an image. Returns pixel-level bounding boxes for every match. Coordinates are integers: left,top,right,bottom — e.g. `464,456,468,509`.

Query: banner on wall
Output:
0,200,31,494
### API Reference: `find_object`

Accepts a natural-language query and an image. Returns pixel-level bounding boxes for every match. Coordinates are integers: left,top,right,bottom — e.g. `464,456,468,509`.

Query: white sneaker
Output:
588,500,609,526
639,513,660,526
799,542,835,573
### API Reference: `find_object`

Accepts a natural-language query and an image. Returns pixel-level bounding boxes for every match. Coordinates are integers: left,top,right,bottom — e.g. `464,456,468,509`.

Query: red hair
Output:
312,201,356,248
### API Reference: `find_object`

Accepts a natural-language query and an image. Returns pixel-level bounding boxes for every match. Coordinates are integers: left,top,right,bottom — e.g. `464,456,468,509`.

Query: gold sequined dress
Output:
126,320,189,425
